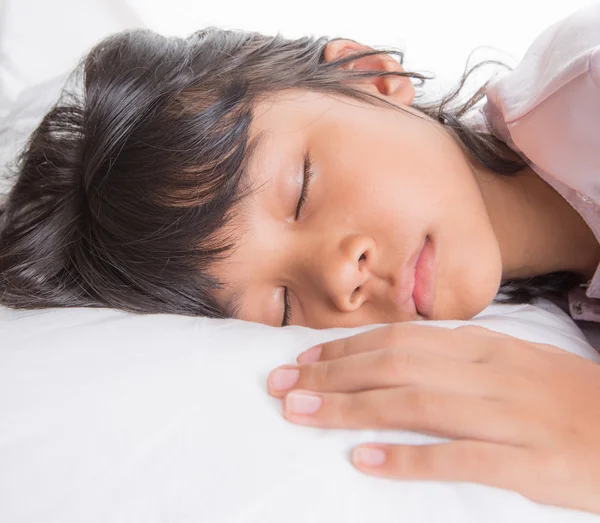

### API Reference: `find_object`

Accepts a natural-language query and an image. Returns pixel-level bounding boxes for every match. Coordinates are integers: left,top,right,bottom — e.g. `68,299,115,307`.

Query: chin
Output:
430,273,501,321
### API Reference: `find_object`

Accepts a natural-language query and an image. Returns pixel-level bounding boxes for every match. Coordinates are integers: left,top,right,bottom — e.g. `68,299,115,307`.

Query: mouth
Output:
412,235,435,319
392,235,436,320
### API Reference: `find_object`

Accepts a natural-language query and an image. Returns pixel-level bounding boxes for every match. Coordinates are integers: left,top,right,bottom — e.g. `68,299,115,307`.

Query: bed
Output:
2,1,600,521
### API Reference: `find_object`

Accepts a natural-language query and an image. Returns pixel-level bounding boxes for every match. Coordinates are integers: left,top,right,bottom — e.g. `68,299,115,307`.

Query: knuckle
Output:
453,326,505,363
496,371,535,400
387,322,407,344
501,337,534,362
452,325,488,346
314,359,335,389
321,339,344,360
387,347,412,376
318,342,334,361
362,392,392,428
411,445,443,475
335,391,390,429
373,405,394,428
394,444,442,477
404,387,437,417
332,392,356,426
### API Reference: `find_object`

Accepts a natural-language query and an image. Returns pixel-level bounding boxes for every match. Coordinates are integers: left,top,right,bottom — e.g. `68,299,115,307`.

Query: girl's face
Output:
211,41,503,328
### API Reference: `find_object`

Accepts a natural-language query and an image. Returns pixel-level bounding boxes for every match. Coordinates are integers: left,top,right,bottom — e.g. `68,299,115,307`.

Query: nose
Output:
317,234,375,312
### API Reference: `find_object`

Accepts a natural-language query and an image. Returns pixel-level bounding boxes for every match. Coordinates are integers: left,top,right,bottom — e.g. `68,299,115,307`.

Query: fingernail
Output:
353,446,387,467
297,345,322,364
268,368,299,391
285,392,322,415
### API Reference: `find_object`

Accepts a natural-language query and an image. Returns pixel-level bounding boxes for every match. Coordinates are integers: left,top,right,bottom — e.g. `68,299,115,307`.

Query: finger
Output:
351,441,544,504
299,323,506,365
272,346,524,400
282,387,534,445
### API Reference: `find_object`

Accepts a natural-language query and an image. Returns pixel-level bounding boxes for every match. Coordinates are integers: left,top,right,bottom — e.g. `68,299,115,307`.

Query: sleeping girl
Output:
1,2,600,515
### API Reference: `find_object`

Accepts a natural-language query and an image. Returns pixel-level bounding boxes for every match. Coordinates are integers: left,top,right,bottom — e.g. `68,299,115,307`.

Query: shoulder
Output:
481,4,600,200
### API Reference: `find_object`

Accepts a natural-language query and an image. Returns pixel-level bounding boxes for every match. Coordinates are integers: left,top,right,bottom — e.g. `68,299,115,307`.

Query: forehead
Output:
250,88,345,134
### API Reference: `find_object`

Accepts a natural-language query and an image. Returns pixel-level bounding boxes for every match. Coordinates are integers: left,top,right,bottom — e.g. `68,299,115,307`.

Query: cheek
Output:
432,198,502,320
392,165,501,320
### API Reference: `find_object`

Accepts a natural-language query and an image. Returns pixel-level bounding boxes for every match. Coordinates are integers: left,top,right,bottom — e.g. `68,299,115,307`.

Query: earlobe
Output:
323,39,415,105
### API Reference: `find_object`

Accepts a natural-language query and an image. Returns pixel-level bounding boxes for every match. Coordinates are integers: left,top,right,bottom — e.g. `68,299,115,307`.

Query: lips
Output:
392,235,435,320
412,235,435,318
391,240,424,316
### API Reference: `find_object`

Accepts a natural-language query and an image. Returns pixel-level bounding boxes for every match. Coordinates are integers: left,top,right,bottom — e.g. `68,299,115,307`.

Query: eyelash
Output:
282,151,314,327
295,151,314,220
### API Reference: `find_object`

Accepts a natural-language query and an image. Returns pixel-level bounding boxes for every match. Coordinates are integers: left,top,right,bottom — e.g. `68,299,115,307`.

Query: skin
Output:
211,39,600,329
209,40,600,513
266,323,600,515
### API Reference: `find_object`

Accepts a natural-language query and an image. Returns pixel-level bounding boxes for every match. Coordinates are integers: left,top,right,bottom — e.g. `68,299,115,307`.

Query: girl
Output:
1,2,600,515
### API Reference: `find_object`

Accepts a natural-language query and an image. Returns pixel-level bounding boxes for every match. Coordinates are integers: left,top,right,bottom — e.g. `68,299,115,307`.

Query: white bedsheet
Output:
3,1,600,520
1,300,600,522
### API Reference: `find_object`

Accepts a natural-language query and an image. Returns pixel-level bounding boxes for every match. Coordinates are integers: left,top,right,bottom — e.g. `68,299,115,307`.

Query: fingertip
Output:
352,445,387,468
297,344,323,364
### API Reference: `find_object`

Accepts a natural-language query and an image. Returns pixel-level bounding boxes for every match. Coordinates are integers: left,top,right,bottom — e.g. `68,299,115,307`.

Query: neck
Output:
473,164,600,282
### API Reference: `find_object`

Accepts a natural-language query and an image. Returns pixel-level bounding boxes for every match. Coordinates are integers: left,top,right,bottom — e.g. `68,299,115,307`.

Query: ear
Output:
323,39,415,105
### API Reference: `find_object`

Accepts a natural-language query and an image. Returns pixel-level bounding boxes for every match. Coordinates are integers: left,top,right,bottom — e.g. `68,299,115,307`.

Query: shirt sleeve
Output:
480,3,600,204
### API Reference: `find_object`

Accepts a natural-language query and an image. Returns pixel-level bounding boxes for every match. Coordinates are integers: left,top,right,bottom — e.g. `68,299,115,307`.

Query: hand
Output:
266,323,600,515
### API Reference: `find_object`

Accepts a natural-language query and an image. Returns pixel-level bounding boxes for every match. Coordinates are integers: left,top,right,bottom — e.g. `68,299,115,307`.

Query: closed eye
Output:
282,152,314,327
282,288,292,327
295,151,314,220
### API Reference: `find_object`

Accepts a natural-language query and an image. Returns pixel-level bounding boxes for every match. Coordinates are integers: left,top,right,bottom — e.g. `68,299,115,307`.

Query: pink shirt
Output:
477,3,600,322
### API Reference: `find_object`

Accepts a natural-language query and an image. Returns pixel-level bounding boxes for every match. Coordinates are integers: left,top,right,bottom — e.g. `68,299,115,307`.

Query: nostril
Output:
359,252,366,263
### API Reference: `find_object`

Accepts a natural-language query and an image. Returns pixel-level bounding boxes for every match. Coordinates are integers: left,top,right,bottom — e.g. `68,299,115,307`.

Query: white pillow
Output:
0,71,72,198
2,19,600,522
1,299,599,523
0,0,145,196
0,0,145,103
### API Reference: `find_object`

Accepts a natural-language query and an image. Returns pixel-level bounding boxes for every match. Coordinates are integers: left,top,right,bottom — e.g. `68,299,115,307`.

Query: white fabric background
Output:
2,0,600,102
3,2,600,521
1,300,600,523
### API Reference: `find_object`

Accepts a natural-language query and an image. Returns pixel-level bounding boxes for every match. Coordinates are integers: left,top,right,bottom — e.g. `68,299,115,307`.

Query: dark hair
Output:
0,27,582,318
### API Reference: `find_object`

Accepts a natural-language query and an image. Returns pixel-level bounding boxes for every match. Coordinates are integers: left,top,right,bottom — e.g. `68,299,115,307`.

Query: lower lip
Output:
413,236,436,318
